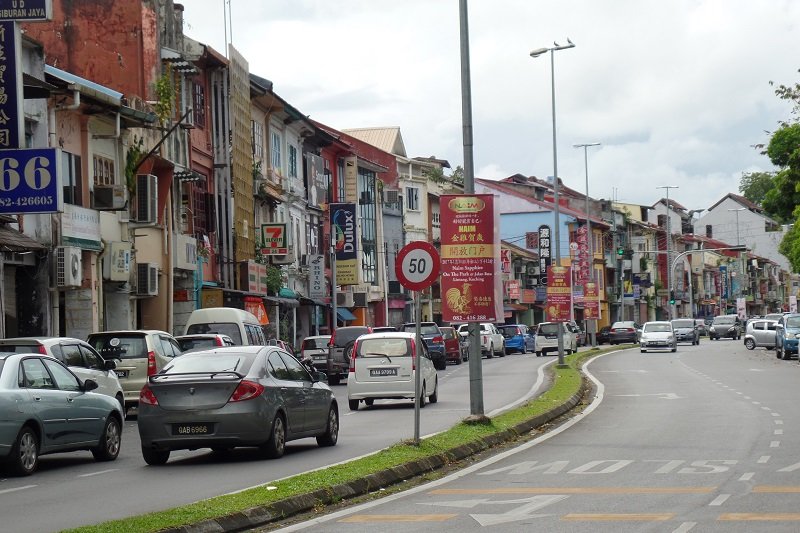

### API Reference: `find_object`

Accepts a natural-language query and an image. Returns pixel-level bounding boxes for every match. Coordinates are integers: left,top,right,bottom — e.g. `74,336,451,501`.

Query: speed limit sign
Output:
395,241,441,291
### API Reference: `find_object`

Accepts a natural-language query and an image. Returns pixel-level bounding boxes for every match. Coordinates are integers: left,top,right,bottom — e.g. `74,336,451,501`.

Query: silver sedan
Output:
137,345,339,465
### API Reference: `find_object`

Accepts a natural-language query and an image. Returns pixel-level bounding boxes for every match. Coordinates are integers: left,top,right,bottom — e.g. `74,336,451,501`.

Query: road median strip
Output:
67,347,621,533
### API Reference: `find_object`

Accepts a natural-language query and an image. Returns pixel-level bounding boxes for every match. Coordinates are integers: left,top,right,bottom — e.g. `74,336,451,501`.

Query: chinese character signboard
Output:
719,265,728,299
331,202,359,285
525,231,539,250
790,295,797,313
545,265,572,322
538,225,551,286
62,204,101,250
506,279,521,300
307,253,326,299
575,225,590,284
307,153,328,210
500,249,510,274
440,194,503,323
260,223,288,255
584,281,600,319
0,21,22,149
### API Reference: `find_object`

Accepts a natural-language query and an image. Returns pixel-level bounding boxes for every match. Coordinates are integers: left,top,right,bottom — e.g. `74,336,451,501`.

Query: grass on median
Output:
66,347,616,533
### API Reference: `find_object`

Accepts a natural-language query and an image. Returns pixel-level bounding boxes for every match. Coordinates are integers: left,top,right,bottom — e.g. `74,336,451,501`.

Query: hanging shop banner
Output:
790,295,797,313
330,202,359,285
538,225,551,287
576,225,589,284
307,153,328,210
584,281,600,320
500,249,511,274
545,265,572,322
244,296,269,325
506,279,521,300
307,253,326,299
260,223,288,255
736,297,747,321
719,265,728,299
440,194,503,323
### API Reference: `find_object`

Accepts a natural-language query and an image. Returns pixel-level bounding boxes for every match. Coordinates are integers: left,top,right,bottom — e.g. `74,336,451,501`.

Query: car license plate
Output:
172,424,212,436
370,368,397,377
313,355,327,361
115,370,128,378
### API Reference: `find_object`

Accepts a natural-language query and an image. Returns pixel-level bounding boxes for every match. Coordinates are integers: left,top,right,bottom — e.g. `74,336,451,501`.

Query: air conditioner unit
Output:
136,263,159,296
135,174,158,223
92,184,127,210
388,280,402,294
336,292,354,307
383,189,400,205
353,291,368,308
514,266,525,276
56,246,82,288
526,278,538,289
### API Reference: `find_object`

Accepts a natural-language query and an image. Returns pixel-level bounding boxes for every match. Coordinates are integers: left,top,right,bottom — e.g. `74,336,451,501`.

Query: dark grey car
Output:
670,319,700,345
137,346,338,465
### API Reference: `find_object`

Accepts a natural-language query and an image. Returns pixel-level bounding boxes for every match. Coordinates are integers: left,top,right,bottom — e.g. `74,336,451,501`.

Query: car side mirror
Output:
83,379,99,392
103,359,117,371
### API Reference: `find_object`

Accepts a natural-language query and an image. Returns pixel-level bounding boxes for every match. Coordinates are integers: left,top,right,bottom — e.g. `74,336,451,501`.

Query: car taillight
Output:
230,380,265,402
147,350,157,376
349,340,359,372
516,327,521,335
432,335,443,344
215,336,224,346
411,339,416,371
140,384,158,406
38,344,47,355
482,334,488,343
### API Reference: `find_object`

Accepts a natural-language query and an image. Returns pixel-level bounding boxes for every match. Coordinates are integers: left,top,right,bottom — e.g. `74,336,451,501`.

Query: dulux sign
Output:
330,203,358,286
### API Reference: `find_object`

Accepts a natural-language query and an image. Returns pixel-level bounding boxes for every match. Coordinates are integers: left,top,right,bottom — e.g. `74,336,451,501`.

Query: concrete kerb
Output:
159,383,588,533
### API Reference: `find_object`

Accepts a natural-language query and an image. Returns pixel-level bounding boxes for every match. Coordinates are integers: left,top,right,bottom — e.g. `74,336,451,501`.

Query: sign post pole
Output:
414,290,422,444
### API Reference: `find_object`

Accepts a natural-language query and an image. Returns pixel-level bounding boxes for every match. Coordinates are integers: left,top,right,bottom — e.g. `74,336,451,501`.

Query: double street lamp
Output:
531,39,575,366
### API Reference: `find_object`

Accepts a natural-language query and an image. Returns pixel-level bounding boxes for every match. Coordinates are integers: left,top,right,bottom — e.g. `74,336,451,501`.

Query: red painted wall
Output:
21,0,160,100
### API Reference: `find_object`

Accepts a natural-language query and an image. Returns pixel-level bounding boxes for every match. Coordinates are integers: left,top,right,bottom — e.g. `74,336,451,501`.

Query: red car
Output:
440,326,464,365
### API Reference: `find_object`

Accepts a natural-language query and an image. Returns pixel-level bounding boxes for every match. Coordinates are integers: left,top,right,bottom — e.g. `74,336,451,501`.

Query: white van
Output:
184,307,266,346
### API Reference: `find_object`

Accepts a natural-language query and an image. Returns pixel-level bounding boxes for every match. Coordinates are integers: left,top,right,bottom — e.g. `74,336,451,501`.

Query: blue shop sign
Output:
0,0,53,21
0,147,62,214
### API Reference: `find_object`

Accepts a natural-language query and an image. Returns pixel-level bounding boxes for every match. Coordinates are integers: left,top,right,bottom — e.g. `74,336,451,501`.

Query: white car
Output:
534,322,577,356
456,323,505,358
0,337,124,409
639,321,677,353
346,332,438,410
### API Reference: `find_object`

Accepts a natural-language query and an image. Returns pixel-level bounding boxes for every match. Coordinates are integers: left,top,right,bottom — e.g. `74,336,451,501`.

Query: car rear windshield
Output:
538,323,559,335
612,322,635,329
672,320,694,328
440,328,456,340
357,337,411,358
162,353,255,374
333,327,370,346
88,334,147,360
498,326,519,337
302,338,329,350
0,344,39,353
402,324,440,335
713,317,735,325
178,338,217,352
786,316,800,328
645,323,672,332
186,323,242,344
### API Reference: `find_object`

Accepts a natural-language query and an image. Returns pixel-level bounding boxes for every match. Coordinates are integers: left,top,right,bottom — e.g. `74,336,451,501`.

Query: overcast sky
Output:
184,0,799,213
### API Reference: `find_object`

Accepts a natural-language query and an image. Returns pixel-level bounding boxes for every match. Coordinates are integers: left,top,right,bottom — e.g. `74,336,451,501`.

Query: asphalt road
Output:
276,338,800,533
0,347,557,532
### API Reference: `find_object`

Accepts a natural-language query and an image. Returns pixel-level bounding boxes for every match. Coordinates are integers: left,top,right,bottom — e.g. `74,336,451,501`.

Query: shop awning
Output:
0,226,47,252
263,295,299,307
503,303,528,312
337,308,357,321
299,297,330,307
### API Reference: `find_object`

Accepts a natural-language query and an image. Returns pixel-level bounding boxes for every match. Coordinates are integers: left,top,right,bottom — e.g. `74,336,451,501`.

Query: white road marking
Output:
770,441,780,448
739,473,755,481
775,420,784,425
469,495,569,527
775,429,783,435
77,469,118,478
761,407,772,411
709,494,730,506
672,522,697,533
772,413,781,417
744,396,752,400
615,393,681,400
752,401,761,405
758,456,771,464
0,485,36,495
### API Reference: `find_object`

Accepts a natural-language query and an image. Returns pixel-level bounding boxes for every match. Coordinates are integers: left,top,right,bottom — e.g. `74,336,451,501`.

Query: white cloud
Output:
185,0,798,210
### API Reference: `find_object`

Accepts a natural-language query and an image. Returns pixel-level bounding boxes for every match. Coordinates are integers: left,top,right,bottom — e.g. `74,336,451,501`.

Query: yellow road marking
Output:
719,513,800,521
430,487,715,495
752,486,800,493
339,514,458,523
562,513,675,521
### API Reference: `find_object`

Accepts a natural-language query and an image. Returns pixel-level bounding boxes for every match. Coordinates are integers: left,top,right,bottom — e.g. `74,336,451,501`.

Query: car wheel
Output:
640,349,646,353
419,384,427,408
671,346,677,353
364,398,374,406
456,355,463,365
328,374,341,386
8,426,38,476
429,377,438,404
745,339,756,350
261,414,286,459
141,446,170,466
92,415,121,461
348,399,359,411
115,393,125,413
316,406,339,447
486,344,493,359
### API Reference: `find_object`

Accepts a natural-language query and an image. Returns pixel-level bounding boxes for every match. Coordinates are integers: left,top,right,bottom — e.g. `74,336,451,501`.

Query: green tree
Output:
738,171,775,205
422,165,464,186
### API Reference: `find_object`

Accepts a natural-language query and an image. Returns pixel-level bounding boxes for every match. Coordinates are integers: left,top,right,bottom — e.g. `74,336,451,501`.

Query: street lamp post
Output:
531,39,575,366
574,142,600,346
657,185,679,319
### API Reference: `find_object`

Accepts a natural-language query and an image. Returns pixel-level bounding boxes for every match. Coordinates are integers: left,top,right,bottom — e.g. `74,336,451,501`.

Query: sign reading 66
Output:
0,148,62,215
